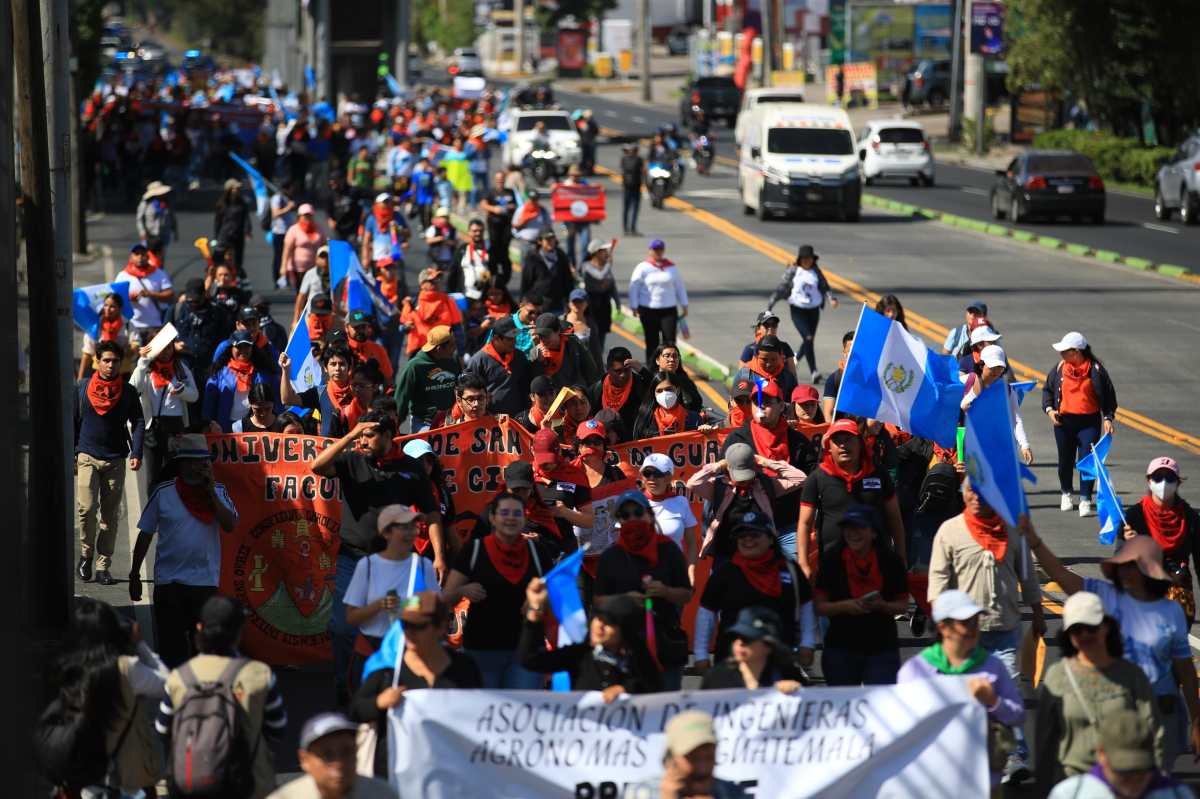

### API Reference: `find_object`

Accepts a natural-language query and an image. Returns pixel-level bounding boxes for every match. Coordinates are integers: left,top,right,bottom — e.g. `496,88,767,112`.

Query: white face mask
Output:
655,390,678,409
1149,478,1178,502
752,407,767,423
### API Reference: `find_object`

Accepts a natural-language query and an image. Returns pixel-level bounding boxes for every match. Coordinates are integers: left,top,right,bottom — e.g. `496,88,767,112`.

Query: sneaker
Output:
76,556,93,582
1079,499,1093,517
909,610,927,638
1002,754,1031,785
1060,493,1074,512
95,569,116,587
811,371,823,385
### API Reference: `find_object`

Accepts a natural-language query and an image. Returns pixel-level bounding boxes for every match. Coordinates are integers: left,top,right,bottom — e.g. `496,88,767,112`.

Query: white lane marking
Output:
1166,318,1200,333
1142,222,1180,234
960,186,990,196
631,115,647,123
604,110,619,118
681,188,741,200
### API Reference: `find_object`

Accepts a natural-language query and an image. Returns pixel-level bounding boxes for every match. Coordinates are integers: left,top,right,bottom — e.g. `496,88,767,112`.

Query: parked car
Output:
450,47,483,77
679,75,742,129
990,150,1105,224
666,26,691,56
1154,134,1200,224
856,119,934,186
902,59,1010,109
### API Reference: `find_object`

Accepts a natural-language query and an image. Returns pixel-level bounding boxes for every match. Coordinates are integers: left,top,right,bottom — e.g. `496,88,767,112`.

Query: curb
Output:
862,193,1197,282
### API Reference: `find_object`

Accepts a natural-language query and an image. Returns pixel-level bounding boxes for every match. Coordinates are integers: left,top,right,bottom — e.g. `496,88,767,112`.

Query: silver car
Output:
1154,134,1200,224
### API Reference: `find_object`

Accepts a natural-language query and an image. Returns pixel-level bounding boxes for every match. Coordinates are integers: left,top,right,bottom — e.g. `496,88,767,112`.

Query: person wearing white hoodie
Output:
628,239,688,360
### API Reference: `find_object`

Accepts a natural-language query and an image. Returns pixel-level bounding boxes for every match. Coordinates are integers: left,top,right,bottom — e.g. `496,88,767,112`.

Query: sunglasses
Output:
617,506,646,520
641,469,665,479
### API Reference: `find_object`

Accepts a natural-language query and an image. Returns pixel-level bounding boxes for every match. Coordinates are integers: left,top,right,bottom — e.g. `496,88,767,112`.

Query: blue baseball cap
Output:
648,238,665,251
129,242,147,253
837,504,877,530
569,288,588,303
615,489,650,512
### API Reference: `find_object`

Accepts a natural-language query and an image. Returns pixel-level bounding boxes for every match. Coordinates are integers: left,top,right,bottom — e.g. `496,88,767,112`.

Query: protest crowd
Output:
43,53,1200,799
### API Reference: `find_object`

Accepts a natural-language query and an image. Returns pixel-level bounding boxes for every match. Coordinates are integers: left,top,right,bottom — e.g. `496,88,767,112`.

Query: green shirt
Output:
394,350,460,428
348,156,373,190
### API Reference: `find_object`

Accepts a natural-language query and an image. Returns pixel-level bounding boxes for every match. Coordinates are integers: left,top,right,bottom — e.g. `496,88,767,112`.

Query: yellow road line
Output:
591,164,1200,456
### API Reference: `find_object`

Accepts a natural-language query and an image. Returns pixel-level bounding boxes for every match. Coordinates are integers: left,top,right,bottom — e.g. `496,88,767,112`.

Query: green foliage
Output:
1032,129,1173,187
962,115,997,153
416,0,478,53
1007,0,1200,146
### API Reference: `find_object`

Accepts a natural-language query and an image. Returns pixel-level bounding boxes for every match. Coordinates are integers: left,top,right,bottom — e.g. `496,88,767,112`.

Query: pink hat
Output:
1146,457,1181,478
298,203,315,216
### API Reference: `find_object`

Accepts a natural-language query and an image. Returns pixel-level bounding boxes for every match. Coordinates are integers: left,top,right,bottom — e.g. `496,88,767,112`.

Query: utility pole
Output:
974,56,987,154
760,0,773,87
394,0,410,88
44,0,74,276
515,0,526,73
314,0,331,100
16,0,72,643
638,0,651,102
948,0,964,142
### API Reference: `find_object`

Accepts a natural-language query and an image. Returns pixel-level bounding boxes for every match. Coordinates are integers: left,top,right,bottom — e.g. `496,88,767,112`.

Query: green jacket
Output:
394,350,460,428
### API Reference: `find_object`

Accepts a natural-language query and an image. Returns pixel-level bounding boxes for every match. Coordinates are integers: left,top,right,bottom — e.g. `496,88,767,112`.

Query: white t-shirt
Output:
628,261,688,310
114,268,174,330
788,267,823,309
649,495,697,551
345,553,441,638
298,267,329,315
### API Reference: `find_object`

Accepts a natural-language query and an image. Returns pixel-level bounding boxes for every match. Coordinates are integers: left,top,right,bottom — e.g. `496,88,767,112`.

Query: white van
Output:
733,87,808,147
739,104,861,222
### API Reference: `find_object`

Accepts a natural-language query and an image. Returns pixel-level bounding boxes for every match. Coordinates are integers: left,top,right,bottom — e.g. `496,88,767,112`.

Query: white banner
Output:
389,680,989,798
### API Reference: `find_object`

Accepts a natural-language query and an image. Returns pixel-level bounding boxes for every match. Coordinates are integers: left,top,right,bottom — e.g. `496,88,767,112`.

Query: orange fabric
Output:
99,315,124,342
1059,360,1100,415
86,373,123,415
326,379,354,408
601,375,633,411
963,507,1008,561
732,550,783,597
539,338,567,376
842,547,883,598
402,292,462,354
148,358,177,390
484,298,512,318
226,357,255,392
347,337,394,382
122,255,157,279
307,312,332,341
614,519,661,568
749,416,790,463
482,341,513,374
654,404,688,435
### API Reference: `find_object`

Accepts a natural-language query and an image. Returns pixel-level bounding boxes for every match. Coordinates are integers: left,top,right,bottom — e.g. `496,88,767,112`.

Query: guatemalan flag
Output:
328,240,396,320
544,547,588,691
1078,435,1123,545
284,315,323,393
361,554,427,685
963,381,1036,527
73,281,133,338
835,305,962,448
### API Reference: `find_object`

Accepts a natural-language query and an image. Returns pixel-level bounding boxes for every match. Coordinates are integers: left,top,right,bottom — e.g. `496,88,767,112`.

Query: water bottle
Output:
678,316,690,341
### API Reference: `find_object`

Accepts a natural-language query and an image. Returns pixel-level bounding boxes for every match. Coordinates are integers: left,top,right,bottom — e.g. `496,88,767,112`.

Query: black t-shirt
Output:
800,465,896,556
234,413,288,433
739,340,796,363
721,424,810,534
452,537,549,651
535,474,591,554
332,452,438,554
700,559,811,659
483,188,518,227
595,541,690,633
713,490,760,559
823,369,842,401
699,657,808,689
815,544,908,654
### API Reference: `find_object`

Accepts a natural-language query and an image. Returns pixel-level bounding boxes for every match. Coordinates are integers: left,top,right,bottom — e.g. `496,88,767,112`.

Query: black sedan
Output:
990,150,1106,224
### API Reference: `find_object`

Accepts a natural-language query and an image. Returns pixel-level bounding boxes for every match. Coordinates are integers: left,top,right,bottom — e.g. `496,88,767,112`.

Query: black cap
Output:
492,316,517,339
310,293,333,314
756,309,780,326
537,227,556,240
248,293,268,308
756,334,783,353
725,606,784,645
237,305,258,322
503,460,534,490
231,329,255,346
347,309,372,326
731,508,773,537
185,278,206,301
730,368,754,398
534,312,561,336
966,298,988,315
796,244,818,260
530,375,553,396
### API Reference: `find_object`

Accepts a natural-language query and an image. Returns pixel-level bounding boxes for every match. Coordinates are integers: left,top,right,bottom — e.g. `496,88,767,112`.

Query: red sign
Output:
551,183,607,223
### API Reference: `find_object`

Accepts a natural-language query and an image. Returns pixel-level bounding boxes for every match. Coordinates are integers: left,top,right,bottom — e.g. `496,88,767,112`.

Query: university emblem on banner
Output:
883,362,915,393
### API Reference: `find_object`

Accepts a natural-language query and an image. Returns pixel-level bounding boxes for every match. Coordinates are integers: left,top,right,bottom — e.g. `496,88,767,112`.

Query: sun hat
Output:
142,180,172,199
1100,536,1172,584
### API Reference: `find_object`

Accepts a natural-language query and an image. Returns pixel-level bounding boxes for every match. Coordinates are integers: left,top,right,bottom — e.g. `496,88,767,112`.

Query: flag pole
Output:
831,302,867,418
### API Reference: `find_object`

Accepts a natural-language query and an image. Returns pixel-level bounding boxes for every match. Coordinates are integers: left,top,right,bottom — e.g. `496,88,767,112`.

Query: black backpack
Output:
917,463,963,517
34,698,109,791
167,658,257,798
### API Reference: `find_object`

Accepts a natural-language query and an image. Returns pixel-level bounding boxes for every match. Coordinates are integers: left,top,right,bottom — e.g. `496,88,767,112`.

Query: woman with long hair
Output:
79,293,132,380
766,244,838,384
631,370,705,439
874,294,907,329
652,343,703,413
1042,332,1118,517
202,331,277,433
699,606,806,691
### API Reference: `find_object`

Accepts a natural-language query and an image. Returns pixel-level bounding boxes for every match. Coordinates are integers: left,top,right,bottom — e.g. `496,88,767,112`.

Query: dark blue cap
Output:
837,504,877,530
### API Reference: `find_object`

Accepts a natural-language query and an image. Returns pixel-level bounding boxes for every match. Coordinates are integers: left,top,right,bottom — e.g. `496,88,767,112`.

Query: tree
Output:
415,0,477,54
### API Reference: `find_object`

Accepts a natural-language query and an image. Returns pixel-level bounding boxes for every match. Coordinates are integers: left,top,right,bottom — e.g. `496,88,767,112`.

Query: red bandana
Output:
648,256,675,270
750,416,791,463
654,404,688,435
308,312,332,341
842,546,883,598
615,518,660,568
727,404,748,429
86,373,123,415
149,358,177,390
1141,495,1188,553
819,448,875,492
485,299,513,319
539,338,567,376
99,315,124,342
483,340,513,374
226,357,255,392
601,375,633,411
732,550,783,597
963,507,1008,562
122,255,157,279
175,478,215,523
484,535,530,584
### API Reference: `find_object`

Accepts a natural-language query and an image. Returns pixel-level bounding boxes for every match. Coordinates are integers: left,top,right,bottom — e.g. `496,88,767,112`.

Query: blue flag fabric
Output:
328,240,397,321
1076,433,1113,482
229,152,270,221
544,547,587,691
284,315,323,393
73,281,133,338
836,305,962,448
1092,453,1125,546
1010,381,1037,407
362,555,427,683
963,381,1035,526
304,65,316,91
385,73,403,97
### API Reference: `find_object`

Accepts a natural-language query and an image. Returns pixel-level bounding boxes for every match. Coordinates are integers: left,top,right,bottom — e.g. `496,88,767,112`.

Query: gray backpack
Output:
168,658,257,798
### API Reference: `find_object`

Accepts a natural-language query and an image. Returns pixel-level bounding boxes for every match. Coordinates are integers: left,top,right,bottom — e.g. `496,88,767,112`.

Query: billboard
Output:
970,1,1005,55
914,4,953,60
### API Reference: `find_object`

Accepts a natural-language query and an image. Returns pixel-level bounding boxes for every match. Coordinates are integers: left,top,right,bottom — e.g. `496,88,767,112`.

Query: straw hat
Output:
142,180,172,200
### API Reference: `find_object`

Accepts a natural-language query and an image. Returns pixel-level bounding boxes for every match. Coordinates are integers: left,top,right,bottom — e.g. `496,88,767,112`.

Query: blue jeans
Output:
981,626,1028,759
564,223,590,267
622,186,641,232
776,527,797,562
1054,412,1103,498
468,648,545,690
821,647,900,686
330,551,361,702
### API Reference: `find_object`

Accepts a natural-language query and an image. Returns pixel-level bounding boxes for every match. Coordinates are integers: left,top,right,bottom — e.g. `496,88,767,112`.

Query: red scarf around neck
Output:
602,375,634,411
484,534,530,584
86,373,124,415
615,518,660,568
750,416,791,463
99,315,124,342
483,340,513,374
727,404,749,429
485,298,513,319
308,312,332,341
842,546,883,598
175,478,215,523
149,358,177,390
1141,495,1188,553
963,507,1009,561
372,204,394,231
752,359,784,379
648,257,675,270
123,255,157,279
654,404,688,435
732,550,783,597
226,357,255,392
540,338,567,376
819,448,875,491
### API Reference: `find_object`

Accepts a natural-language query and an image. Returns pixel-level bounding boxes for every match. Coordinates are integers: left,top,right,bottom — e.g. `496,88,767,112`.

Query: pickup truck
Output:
678,76,743,129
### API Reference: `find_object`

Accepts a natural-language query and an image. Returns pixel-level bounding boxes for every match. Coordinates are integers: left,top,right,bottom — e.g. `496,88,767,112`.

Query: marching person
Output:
393,325,461,433
77,292,132,380
581,240,619,365
279,343,369,438
630,711,751,798
128,435,238,667
1122,457,1200,623
530,313,599,393
629,239,688,360
292,245,331,327
267,711,395,798
212,178,254,279
942,298,990,357
738,310,797,376
1042,331,1118,517
962,344,1033,465
463,316,533,415
520,228,574,314
619,143,644,236
1047,711,1189,799
698,606,806,692
136,181,177,263
478,171,517,287
588,346,649,439
631,370,706,440
653,343,703,413
115,242,175,342
447,218,492,301
280,203,327,291
130,329,197,485
75,340,145,586
203,330,278,433
640,453,701,575
766,244,838,385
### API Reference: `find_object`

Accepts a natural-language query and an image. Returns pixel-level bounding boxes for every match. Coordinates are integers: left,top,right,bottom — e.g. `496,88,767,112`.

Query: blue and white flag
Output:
385,72,403,98
229,152,270,221
284,315,323,393
1092,450,1125,546
304,65,316,91
544,547,587,691
73,281,133,338
1075,433,1113,482
328,240,396,320
361,555,427,685
1010,380,1037,407
963,381,1035,526
835,305,962,448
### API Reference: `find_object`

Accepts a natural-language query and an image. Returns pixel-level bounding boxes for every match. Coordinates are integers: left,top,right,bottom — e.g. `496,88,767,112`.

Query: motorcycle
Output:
692,134,714,175
524,147,559,187
647,161,674,208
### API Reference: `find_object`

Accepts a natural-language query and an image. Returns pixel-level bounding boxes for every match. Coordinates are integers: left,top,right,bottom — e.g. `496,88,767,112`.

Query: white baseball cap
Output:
931,590,984,623
980,345,1007,369
1062,591,1105,631
640,453,674,477
969,326,1002,346
1052,331,1088,352
375,192,391,204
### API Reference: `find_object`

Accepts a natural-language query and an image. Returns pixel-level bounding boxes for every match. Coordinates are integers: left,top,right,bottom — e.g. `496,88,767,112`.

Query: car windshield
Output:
515,116,572,132
767,128,854,155
1027,154,1094,173
878,128,924,144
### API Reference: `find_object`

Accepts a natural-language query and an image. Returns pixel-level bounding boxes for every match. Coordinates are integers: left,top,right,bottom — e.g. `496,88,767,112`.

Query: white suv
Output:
1154,135,1200,224
500,109,582,171
856,119,935,186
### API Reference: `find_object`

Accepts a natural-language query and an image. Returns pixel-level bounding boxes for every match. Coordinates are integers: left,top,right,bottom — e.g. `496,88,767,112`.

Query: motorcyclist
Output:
523,121,557,183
